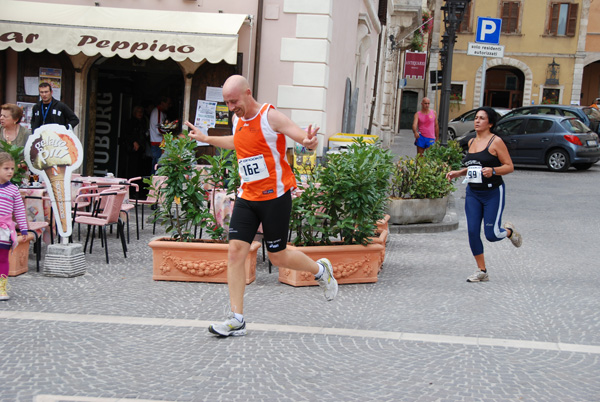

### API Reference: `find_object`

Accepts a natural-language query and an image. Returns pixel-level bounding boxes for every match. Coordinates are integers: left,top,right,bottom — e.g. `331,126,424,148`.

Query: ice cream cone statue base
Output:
43,243,86,278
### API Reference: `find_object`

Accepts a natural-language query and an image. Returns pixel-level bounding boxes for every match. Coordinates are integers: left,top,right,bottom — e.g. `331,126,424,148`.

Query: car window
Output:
563,110,579,119
463,111,476,122
503,109,528,119
524,118,553,134
495,119,523,135
537,107,557,115
561,118,590,133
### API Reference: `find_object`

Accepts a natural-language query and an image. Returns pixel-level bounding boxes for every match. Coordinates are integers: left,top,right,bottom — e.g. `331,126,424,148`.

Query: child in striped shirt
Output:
0,152,28,300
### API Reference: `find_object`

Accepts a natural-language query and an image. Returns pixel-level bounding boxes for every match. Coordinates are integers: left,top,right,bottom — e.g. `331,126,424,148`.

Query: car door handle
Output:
540,138,550,142
509,139,517,143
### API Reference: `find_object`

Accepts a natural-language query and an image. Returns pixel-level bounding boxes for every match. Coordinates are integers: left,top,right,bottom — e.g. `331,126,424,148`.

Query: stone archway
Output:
472,57,533,108
582,53,600,105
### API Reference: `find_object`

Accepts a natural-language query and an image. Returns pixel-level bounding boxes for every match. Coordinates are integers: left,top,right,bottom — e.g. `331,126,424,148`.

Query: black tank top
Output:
462,135,504,190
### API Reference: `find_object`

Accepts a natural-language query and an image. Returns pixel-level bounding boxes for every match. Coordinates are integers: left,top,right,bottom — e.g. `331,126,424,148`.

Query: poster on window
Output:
17,102,36,130
215,104,229,126
193,100,217,146
39,67,62,101
206,86,224,102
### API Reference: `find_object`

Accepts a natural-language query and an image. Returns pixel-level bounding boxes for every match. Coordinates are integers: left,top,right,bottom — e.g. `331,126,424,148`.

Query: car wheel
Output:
546,149,570,172
448,128,456,140
573,163,593,171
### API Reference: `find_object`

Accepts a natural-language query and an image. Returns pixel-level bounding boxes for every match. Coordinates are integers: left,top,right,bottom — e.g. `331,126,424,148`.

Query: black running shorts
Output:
228,190,292,252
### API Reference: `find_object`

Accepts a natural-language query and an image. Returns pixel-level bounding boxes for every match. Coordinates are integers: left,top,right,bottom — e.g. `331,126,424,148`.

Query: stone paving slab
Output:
1,131,599,401
2,319,599,402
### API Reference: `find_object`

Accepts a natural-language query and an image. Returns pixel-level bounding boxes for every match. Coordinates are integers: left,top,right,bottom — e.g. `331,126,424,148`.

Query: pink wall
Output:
328,0,360,134
255,0,295,115
327,0,378,135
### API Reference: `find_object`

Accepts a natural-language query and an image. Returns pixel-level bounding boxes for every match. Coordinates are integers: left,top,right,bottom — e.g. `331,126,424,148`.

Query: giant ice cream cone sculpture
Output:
25,124,83,240
44,165,69,234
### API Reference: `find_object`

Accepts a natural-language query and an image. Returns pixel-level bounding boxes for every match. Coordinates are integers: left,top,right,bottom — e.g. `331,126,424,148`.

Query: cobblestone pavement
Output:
1,131,599,401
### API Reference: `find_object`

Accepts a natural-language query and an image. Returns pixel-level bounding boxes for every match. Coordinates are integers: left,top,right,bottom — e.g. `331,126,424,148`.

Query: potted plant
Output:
450,93,463,112
387,141,462,225
0,140,28,186
279,139,394,285
147,134,260,284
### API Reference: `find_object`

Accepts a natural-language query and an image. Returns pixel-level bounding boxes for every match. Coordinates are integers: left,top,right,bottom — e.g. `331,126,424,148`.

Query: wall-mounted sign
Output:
467,42,505,58
404,52,427,80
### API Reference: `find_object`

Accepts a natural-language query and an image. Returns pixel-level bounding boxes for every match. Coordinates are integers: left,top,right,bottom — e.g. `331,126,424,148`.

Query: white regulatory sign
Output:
467,42,505,58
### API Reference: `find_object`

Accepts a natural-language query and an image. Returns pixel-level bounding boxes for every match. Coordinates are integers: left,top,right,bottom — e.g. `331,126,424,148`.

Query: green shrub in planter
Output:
390,156,455,200
390,140,462,200
423,140,463,170
290,138,394,246
199,148,240,241
146,134,235,242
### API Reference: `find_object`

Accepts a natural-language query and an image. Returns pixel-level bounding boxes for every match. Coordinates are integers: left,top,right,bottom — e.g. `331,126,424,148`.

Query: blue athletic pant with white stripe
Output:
465,184,508,256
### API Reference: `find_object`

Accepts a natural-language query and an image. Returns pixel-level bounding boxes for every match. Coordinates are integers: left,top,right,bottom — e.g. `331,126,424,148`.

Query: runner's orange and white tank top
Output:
232,103,296,201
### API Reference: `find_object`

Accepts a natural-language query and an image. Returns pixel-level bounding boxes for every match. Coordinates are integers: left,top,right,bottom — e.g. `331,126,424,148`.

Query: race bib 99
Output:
463,165,483,184
239,155,269,183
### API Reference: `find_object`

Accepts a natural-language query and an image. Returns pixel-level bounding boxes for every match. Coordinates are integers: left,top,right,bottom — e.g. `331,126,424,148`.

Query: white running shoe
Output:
208,312,247,337
504,221,522,248
316,258,338,301
466,270,489,283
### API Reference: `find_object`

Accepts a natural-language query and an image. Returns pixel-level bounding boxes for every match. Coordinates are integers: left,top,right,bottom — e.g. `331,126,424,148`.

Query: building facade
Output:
425,0,596,121
1,0,424,176
581,0,600,105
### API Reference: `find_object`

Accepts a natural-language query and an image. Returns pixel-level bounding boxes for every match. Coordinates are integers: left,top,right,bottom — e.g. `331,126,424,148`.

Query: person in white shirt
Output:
148,96,171,174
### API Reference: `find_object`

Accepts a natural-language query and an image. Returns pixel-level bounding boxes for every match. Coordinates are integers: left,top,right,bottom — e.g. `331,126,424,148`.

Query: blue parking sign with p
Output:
476,17,502,45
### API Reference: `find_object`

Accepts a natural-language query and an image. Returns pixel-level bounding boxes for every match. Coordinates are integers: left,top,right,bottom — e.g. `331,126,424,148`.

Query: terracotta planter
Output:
372,229,389,272
149,238,261,284
278,230,387,286
8,233,34,277
386,196,448,225
376,214,390,232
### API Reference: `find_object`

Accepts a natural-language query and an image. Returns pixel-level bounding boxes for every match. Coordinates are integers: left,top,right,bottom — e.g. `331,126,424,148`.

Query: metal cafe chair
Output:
127,176,167,234
74,189,128,264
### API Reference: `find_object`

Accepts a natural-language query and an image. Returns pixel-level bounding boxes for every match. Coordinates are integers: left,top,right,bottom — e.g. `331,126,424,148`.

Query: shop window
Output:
501,1,520,33
547,3,578,36
542,88,560,104
458,2,473,33
451,82,466,104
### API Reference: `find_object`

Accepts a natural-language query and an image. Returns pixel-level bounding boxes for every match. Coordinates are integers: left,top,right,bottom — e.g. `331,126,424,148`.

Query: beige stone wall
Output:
439,0,585,119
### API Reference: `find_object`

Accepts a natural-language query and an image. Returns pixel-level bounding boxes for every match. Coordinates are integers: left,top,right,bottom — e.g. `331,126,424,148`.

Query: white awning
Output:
0,0,247,63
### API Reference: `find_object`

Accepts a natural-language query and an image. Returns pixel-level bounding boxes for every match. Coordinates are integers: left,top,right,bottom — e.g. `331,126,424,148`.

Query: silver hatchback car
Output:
447,107,511,140
456,115,600,172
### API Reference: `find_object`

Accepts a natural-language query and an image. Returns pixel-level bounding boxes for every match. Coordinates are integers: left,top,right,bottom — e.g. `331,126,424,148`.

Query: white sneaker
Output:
466,270,489,283
208,312,247,337
316,258,338,301
0,274,10,301
504,222,522,248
